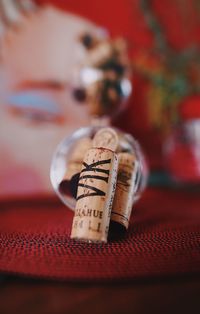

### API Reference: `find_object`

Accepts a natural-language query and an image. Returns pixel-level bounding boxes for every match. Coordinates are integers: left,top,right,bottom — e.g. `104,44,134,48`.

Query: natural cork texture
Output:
92,127,119,151
111,152,137,229
62,137,92,181
71,148,118,242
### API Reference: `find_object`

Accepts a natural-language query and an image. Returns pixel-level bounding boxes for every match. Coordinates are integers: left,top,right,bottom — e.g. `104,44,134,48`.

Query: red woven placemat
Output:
0,188,200,281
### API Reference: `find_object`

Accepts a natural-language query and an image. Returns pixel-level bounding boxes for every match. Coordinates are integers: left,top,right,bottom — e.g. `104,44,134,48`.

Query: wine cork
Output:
111,152,138,230
71,147,118,242
62,137,92,181
93,127,119,151
87,81,104,117
87,80,122,117
85,41,113,67
117,132,134,153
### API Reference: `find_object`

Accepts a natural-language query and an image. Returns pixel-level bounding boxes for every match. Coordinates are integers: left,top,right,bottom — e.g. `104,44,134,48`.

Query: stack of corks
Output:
59,127,139,242
73,33,131,118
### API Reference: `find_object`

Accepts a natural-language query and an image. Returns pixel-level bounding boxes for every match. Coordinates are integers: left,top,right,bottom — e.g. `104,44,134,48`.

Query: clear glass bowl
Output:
50,126,148,210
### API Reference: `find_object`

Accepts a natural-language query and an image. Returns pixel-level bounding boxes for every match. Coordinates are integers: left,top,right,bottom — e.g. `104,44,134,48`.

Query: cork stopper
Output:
70,127,120,242
71,147,118,243
110,152,138,230
92,127,119,151
58,137,92,197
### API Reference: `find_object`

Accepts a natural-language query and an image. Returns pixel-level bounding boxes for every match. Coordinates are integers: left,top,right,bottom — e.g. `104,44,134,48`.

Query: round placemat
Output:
0,188,200,281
